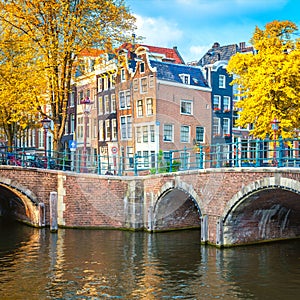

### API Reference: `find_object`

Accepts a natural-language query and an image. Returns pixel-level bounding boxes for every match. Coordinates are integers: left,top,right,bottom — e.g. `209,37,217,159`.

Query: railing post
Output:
62,149,66,171
199,145,203,169
183,146,187,170
216,144,221,168
169,150,173,172
234,140,239,167
278,136,283,167
134,153,138,176
255,139,260,167
97,154,101,175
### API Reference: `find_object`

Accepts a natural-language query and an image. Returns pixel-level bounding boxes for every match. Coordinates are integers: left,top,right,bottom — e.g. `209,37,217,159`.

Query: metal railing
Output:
1,138,300,176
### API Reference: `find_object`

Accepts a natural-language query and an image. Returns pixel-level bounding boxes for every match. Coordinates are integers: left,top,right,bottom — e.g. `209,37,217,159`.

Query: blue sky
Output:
125,0,300,63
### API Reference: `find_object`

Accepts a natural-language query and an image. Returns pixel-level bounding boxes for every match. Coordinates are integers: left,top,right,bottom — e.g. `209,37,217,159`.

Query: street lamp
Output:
271,118,280,166
41,117,51,167
81,96,91,172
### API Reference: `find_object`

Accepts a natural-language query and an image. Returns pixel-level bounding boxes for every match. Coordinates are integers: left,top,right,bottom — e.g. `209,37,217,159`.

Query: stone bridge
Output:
1,165,300,247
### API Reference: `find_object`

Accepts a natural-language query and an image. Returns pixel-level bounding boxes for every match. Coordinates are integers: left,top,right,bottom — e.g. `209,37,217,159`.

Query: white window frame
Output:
146,98,153,116
112,119,117,140
137,99,143,117
213,117,221,136
105,119,111,140
195,126,204,143
140,77,148,93
219,75,226,88
121,68,126,82
180,74,190,85
180,125,190,143
180,100,193,115
223,118,230,135
163,124,173,142
120,115,132,140
223,96,231,112
213,95,221,110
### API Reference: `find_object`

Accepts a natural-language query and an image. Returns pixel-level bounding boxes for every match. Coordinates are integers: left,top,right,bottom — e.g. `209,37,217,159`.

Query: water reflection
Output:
1,220,300,299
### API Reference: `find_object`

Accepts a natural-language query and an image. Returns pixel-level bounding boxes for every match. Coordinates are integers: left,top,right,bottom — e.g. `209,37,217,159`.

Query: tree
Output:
0,0,135,152
227,20,300,139
0,22,47,149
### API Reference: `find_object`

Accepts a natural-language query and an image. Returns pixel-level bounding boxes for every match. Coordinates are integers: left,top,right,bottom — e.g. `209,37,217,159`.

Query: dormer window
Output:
180,74,190,85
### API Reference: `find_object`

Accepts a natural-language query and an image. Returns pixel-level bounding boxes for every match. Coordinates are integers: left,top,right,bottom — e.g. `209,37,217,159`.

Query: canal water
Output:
1,219,300,300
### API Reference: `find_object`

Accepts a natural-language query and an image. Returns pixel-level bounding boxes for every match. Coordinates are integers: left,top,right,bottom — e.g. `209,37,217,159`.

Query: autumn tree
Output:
0,0,135,152
227,20,300,139
0,22,47,149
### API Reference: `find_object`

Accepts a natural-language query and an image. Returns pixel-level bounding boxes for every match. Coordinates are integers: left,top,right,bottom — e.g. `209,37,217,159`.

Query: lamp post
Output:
271,118,280,166
41,117,51,167
81,96,91,172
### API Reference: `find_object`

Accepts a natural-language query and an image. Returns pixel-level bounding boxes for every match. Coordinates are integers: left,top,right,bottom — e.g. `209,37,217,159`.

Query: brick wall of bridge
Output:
2,166,300,246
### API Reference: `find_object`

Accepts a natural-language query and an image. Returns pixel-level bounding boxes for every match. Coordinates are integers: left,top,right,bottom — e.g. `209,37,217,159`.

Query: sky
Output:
125,0,300,63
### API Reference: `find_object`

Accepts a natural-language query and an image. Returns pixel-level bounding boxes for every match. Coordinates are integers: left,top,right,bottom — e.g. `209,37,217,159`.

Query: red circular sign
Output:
111,146,118,154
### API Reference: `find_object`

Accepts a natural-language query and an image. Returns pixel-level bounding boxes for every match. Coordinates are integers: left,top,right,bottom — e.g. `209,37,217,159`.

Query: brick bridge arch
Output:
218,176,300,247
149,179,202,232
0,177,44,227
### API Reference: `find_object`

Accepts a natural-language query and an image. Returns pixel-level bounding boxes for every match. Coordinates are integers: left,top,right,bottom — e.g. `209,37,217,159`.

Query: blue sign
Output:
69,140,77,151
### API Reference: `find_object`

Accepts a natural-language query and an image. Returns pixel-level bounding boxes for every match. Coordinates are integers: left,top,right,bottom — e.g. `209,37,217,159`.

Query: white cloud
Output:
134,14,183,47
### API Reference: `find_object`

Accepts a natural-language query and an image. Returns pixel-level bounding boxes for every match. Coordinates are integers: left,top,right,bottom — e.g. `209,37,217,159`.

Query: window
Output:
150,125,155,142
105,119,111,140
104,95,110,114
70,114,75,133
103,76,108,90
97,77,103,92
213,95,221,110
119,91,125,109
195,126,204,143
223,96,230,112
111,94,116,112
136,127,141,143
233,110,239,128
213,117,220,136
180,151,190,169
143,126,148,142
181,100,192,115
219,75,226,88
69,92,75,107
146,98,153,115
140,62,145,73
137,100,143,117
180,125,190,143
149,75,154,87
110,74,115,89
120,116,132,140
99,120,104,141
98,96,103,115
180,74,190,84
127,147,134,168
141,77,147,93
143,150,149,167
223,118,230,135
121,68,126,82
112,119,117,140
163,124,173,142
78,90,84,104
133,78,138,91
125,90,131,107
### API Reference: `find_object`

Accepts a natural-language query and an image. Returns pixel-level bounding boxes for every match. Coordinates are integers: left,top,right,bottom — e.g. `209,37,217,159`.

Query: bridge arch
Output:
219,176,300,247
150,179,202,232
0,177,45,227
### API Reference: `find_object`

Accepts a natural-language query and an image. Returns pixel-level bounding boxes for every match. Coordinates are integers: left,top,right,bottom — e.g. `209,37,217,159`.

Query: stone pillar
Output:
216,217,224,247
38,203,45,227
200,214,208,244
50,192,58,232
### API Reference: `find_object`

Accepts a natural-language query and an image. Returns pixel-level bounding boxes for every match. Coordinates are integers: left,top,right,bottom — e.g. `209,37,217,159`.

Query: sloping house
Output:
115,46,211,173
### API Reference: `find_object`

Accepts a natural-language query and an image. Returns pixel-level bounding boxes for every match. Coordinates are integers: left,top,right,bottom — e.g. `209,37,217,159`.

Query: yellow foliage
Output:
0,0,136,151
227,20,300,139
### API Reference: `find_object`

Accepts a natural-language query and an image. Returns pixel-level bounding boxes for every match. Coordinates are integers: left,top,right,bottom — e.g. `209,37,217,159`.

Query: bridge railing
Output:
1,138,300,175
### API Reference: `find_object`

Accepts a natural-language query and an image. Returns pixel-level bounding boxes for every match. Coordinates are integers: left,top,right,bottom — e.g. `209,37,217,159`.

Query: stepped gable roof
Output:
150,60,209,88
197,42,254,67
141,45,185,64
118,43,185,64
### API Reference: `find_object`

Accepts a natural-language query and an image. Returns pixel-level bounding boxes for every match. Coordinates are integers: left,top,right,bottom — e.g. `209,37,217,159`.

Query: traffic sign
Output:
111,146,118,154
69,140,77,151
